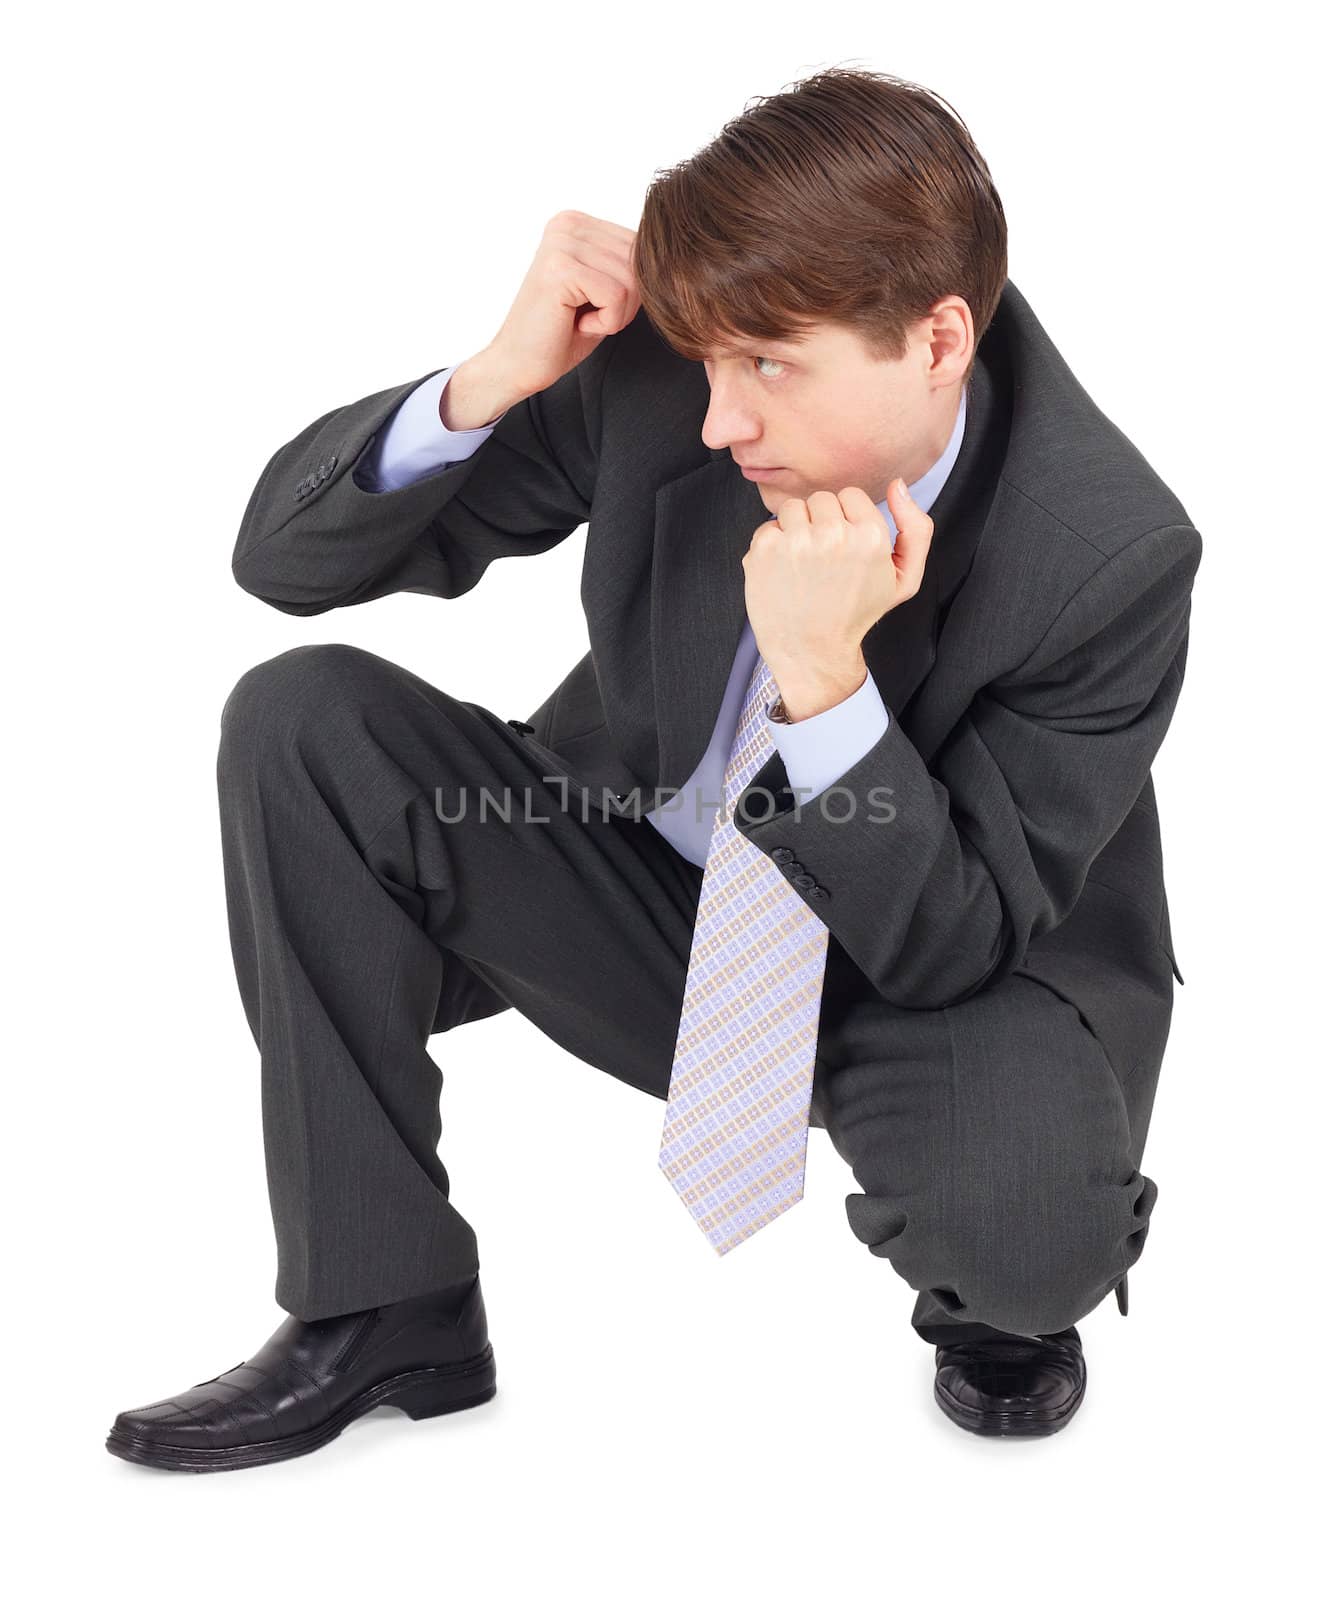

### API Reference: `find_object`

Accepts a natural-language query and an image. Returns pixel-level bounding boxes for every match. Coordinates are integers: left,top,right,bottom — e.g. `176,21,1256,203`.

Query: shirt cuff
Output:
356,366,508,493
765,667,891,803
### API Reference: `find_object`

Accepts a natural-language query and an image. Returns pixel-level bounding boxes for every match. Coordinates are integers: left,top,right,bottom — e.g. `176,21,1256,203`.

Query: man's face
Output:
699,318,947,511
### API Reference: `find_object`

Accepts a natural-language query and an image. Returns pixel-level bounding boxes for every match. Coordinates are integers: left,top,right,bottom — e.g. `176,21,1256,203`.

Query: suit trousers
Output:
217,642,1159,1343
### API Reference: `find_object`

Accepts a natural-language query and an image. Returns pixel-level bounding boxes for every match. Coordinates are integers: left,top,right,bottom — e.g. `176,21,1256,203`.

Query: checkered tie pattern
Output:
657,650,830,1254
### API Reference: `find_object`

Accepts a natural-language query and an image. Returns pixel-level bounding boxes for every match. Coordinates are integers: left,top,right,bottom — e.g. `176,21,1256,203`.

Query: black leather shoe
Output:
105,1274,495,1473
933,1326,1086,1438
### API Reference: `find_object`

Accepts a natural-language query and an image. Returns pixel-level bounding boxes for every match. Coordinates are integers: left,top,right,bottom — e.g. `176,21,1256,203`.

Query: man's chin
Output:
752,477,793,508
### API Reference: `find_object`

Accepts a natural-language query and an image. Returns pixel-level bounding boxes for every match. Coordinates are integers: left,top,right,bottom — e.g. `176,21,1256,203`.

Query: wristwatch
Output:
766,694,794,725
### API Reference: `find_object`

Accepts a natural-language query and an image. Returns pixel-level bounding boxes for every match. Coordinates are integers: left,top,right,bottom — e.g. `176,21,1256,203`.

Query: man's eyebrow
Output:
709,336,805,357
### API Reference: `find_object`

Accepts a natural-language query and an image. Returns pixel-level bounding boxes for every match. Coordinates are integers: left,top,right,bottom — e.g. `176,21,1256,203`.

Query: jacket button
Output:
781,859,803,874
770,847,794,863
807,885,830,901
792,873,815,889
506,719,535,734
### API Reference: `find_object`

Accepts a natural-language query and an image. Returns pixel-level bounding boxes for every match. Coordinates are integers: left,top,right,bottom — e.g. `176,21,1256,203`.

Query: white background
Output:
7,1,1314,1592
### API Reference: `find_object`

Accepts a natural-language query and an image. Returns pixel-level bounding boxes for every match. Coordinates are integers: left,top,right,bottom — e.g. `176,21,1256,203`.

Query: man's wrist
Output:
768,651,868,722
440,350,528,431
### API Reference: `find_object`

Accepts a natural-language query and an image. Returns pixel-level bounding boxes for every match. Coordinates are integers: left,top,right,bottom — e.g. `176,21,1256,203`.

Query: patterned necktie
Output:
657,650,830,1254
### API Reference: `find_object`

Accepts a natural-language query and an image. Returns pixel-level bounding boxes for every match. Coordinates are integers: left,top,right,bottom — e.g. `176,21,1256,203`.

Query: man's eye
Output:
754,356,786,378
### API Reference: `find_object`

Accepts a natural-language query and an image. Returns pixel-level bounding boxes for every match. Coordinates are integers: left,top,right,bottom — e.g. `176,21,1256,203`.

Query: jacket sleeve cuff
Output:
357,366,507,493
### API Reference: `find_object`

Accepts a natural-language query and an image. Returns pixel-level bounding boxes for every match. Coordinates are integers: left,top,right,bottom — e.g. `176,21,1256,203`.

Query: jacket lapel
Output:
651,458,764,795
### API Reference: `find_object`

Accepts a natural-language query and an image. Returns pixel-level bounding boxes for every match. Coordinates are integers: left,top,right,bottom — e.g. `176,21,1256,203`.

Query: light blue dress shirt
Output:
356,365,966,866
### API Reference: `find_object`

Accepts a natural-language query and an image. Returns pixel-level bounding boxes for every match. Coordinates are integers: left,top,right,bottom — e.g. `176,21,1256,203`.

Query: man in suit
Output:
106,67,1198,1469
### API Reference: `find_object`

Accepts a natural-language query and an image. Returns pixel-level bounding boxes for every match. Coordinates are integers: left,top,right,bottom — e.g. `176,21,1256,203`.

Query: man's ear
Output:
924,295,974,383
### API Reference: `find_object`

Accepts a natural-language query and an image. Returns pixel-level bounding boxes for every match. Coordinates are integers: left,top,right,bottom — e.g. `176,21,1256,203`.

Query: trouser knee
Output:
845,1166,1159,1336
219,643,389,764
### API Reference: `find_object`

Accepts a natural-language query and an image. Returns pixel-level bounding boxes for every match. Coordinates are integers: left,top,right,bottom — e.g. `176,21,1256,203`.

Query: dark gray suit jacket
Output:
231,278,1199,1088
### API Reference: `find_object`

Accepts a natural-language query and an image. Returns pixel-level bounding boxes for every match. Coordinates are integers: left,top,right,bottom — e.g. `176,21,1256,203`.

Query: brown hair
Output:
633,66,1008,385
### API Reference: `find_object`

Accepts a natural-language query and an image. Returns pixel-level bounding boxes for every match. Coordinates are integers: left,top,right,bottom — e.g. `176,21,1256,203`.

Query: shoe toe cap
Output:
110,1369,252,1448
934,1335,1086,1433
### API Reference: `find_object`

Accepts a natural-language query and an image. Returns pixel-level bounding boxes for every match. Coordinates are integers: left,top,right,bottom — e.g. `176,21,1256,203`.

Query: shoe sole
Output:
104,1344,497,1473
932,1363,1085,1438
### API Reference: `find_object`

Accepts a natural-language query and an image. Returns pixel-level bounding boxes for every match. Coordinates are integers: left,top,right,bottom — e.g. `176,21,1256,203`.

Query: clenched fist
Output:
488,209,641,400
743,479,936,720
445,210,641,431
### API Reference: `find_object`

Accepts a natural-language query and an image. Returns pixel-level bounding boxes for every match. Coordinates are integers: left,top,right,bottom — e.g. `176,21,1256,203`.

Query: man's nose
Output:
701,397,761,454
